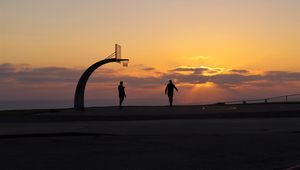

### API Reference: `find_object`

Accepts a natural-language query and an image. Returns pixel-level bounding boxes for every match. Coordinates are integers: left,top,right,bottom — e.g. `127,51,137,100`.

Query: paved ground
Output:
0,117,299,169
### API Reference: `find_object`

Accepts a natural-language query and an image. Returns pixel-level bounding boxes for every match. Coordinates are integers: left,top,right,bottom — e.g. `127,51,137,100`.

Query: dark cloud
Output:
164,68,300,86
206,70,219,74
170,67,209,74
0,64,82,83
142,67,156,71
0,63,124,83
0,63,15,73
1,63,300,88
264,71,300,81
208,74,262,86
230,69,249,74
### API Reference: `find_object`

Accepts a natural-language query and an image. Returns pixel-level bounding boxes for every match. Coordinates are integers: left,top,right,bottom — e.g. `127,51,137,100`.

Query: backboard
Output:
115,44,121,60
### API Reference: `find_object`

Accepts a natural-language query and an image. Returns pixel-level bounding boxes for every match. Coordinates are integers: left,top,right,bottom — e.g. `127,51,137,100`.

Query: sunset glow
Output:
1,0,299,109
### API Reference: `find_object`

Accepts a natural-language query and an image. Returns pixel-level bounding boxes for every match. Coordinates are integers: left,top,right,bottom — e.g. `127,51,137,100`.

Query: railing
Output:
224,94,300,105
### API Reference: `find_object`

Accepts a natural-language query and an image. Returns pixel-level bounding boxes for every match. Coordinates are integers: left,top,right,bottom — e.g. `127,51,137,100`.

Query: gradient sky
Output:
1,0,300,109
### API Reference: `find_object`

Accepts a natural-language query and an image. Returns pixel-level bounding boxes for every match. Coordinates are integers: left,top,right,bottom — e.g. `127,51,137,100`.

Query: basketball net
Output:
122,60,129,67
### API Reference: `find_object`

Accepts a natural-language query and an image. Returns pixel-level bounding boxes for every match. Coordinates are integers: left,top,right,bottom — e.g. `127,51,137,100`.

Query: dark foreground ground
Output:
0,103,300,169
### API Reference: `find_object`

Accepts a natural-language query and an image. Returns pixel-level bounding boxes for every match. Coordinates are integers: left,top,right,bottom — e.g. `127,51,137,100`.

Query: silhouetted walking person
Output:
118,81,126,108
165,80,178,106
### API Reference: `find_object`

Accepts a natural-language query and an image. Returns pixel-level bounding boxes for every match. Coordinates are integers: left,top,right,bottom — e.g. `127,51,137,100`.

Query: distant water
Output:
2,97,300,111
0,100,72,110
0,95,180,110
0,99,119,111
0,98,169,110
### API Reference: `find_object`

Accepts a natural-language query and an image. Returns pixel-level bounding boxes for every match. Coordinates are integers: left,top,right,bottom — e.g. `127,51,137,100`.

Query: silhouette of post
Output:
74,58,129,111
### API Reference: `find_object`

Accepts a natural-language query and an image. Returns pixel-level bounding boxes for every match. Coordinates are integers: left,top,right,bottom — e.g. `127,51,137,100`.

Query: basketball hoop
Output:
74,44,129,110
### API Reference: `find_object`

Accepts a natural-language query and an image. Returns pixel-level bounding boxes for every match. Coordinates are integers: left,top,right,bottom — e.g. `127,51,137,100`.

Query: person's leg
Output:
119,96,124,108
168,95,173,106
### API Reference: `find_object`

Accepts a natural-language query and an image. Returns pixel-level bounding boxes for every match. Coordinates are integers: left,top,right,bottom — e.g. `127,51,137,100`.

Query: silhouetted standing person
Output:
118,81,126,108
165,80,178,106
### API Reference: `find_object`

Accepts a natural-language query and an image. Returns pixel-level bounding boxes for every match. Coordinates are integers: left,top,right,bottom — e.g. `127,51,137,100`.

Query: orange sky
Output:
0,0,299,109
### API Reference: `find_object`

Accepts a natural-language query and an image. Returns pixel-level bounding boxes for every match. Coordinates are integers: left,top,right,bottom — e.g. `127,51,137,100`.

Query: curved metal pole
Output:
74,58,117,110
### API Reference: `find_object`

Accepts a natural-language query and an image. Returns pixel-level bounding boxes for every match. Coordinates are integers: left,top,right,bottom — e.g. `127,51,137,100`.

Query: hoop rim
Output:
117,59,129,61
116,59,129,62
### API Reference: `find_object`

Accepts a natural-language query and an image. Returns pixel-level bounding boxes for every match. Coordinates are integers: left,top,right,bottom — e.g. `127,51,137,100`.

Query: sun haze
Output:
1,0,299,109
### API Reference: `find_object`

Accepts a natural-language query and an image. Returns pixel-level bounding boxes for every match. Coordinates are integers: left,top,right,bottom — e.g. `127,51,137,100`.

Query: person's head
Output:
169,80,172,83
120,81,123,85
